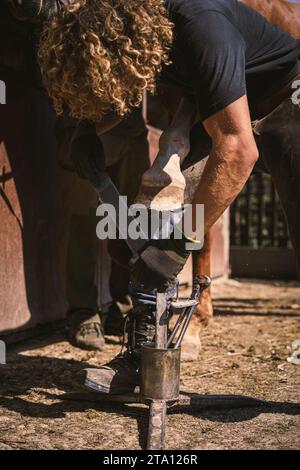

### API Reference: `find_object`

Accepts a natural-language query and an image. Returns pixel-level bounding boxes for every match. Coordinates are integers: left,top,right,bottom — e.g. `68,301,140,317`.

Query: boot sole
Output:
84,377,138,395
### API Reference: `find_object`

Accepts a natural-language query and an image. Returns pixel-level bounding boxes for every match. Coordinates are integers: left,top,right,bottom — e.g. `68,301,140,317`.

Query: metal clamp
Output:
167,275,211,349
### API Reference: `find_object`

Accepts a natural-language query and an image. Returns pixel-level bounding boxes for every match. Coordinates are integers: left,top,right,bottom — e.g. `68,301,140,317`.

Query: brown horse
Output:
244,0,300,38
185,0,300,361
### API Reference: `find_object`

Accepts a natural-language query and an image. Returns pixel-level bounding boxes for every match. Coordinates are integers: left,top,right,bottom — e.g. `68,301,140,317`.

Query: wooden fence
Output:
230,174,291,249
230,174,297,279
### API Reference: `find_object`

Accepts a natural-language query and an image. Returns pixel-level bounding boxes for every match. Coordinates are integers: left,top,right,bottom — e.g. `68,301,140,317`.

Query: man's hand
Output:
192,95,259,234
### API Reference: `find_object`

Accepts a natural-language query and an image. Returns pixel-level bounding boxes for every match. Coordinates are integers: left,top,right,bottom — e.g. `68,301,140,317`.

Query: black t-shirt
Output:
162,0,300,120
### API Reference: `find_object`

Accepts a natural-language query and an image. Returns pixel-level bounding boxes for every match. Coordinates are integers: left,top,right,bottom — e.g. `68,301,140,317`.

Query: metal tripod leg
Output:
145,280,211,450
146,292,168,450
147,400,167,450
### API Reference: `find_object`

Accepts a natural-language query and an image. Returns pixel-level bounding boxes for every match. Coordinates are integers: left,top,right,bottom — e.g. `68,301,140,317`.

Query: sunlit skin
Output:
192,95,259,235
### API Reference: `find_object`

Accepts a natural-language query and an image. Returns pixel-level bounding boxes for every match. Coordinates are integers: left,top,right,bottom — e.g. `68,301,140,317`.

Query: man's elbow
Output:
239,145,259,172
225,135,259,172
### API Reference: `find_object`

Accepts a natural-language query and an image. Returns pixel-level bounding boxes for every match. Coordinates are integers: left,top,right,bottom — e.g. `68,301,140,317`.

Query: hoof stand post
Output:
63,275,266,450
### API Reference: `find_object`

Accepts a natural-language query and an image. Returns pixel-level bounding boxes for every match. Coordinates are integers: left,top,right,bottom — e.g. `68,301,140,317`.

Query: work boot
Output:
67,310,105,351
83,350,140,394
79,284,177,394
80,302,155,393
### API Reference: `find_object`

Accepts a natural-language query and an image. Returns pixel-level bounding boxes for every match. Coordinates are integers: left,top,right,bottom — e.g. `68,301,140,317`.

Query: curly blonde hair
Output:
38,0,173,122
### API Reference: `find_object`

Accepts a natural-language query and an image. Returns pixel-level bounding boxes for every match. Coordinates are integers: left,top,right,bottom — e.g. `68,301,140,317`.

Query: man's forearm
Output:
194,95,259,235
192,141,258,234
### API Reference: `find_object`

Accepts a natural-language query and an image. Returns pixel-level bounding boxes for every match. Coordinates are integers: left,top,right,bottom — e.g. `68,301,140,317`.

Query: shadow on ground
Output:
0,352,299,450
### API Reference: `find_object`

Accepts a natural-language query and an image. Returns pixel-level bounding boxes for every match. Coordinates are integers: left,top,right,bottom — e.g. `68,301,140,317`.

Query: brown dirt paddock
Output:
0,278,299,450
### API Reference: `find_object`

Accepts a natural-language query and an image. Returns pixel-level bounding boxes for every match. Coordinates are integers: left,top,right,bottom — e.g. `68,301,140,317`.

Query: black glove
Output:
130,233,199,291
108,207,202,291
130,209,202,291
70,120,106,185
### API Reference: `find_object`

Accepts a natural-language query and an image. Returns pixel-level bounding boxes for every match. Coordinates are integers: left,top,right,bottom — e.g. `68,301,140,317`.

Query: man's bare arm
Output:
192,95,259,234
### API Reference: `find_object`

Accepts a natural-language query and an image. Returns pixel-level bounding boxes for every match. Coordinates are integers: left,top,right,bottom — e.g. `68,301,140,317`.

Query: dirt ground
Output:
0,278,299,450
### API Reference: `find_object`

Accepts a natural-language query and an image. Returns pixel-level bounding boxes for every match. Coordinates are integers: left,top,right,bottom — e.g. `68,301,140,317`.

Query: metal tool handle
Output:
170,275,211,349
94,173,148,255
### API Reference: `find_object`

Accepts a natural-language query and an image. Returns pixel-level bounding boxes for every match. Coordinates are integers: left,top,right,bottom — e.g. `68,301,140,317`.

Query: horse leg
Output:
180,233,213,362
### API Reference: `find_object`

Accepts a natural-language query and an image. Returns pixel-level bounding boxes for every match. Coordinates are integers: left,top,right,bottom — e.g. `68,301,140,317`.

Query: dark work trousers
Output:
57,119,150,315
